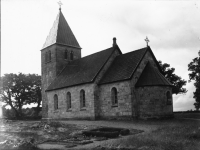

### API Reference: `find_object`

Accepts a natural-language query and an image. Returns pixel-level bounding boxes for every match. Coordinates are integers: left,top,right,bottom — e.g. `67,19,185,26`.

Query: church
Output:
41,8,173,120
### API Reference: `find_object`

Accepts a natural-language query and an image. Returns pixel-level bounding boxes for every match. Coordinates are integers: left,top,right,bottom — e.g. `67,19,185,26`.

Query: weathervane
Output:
145,36,150,46
58,1,63,10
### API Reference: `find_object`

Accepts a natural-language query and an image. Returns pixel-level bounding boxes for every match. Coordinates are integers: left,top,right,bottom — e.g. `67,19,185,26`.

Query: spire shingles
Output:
42,10,80,49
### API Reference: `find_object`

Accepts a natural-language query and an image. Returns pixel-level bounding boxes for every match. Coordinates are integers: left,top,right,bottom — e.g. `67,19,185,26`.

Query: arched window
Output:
166,91,172,105
111,87,118,106
49,51,51,62
70,51,73,60
54,94,58,110
64,50,68,59
80,90,86,108
67,92,71,110
45,52,48,63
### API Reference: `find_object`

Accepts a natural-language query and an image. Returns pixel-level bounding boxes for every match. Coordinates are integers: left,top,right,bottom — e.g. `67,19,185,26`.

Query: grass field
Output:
92,119,200,150
0,113,200,150
174,111,200,119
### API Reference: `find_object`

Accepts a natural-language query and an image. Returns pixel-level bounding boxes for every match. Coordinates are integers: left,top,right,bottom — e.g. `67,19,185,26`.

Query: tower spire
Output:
42,3,81,50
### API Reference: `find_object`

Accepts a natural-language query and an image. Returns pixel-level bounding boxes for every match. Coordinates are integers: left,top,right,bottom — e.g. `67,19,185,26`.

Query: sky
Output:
1,0,200,111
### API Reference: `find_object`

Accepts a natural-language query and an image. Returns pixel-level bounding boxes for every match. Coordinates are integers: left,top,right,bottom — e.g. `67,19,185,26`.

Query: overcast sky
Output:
2,0,200,111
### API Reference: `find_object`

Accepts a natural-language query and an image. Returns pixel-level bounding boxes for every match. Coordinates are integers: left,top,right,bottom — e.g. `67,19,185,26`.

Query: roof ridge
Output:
92,46,121,82
128,47,148,79
122,47,147,56
46,46,116,91
81,47,114,59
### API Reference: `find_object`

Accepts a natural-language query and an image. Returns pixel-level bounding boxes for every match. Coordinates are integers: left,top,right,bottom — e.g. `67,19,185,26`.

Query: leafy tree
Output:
158,61,187,95
188,50,200,111
0,73,41,118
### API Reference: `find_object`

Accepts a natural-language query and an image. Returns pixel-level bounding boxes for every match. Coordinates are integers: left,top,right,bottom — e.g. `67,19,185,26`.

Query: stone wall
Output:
98,81,132,119
94,47,121,118
41,45,57,118
129,50,159,117
55,44,81,76
47,83,96,120
130,49,173,118
136,86,173,118
41,44,81,119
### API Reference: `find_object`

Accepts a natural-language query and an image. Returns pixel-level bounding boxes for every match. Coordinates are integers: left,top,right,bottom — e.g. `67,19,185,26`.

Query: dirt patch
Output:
0,119,143,150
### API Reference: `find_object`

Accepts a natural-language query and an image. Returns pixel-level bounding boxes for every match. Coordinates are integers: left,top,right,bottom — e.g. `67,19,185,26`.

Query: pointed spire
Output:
42,9,81,49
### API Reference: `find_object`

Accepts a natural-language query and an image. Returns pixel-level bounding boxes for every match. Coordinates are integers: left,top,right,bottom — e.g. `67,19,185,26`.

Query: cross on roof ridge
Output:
145,36,150,46
58,1,63,10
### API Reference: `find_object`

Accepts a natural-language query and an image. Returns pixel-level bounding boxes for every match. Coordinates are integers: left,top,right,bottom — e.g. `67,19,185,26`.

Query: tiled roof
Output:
99,47,148,84
42,10,80,49
135,63,173,87
46,47,117,91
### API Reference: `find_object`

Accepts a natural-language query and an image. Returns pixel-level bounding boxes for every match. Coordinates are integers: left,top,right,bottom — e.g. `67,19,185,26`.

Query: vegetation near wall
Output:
0,73,42,119
2,106,42,120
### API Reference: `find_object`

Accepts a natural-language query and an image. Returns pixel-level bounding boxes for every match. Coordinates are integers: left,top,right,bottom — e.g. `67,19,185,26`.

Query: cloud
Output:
173,81,196,111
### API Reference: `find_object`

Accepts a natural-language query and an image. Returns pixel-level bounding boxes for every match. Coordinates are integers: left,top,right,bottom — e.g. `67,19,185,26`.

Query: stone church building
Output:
41,8,173,120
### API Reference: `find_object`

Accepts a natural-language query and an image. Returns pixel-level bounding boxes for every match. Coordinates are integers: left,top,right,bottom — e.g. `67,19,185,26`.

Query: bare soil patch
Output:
0,119,142,150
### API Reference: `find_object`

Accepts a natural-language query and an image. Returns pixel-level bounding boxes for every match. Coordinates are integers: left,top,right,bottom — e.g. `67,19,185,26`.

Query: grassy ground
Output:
174,112,200,119
91,119,200,150
0,116,200,150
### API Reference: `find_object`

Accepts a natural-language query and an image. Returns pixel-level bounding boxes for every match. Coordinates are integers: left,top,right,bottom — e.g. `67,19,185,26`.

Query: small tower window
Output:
111,87,118,106
70,51,73,60
64,50,68,60
80,89,86,108
49,51,51,62
66,92,71,110
54,94,58,110
166,91,172,105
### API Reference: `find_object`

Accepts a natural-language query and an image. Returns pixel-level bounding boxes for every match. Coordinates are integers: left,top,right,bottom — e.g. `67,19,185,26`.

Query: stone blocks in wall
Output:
47,83,96,120
136,86,173,118
99,81,132,119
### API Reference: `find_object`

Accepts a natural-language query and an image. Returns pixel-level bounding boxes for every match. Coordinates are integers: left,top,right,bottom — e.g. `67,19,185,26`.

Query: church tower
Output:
41,8,81,118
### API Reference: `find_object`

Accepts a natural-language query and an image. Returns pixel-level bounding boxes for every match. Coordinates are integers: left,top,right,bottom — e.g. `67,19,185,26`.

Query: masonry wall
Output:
136,86,173,118
41,44,81,119
94,48,121,118
47,83,96,120
41,45,57,118
55,44,81,76
130,50,160,118
98,81,132,119
130,50,173,118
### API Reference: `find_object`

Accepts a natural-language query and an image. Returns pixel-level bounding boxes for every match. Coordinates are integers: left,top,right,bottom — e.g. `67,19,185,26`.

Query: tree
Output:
0,73,41,118
188,50,200,111
158,61,187,95
29,76,42,116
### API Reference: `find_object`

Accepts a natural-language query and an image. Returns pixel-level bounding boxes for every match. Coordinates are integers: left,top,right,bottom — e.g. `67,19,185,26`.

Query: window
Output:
64,50,68,59
80,90,86,108
49,51,51,62
54,94,58,110
70,51,73,60
66,92,71,110
166,91,172,105
111,87,118,106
